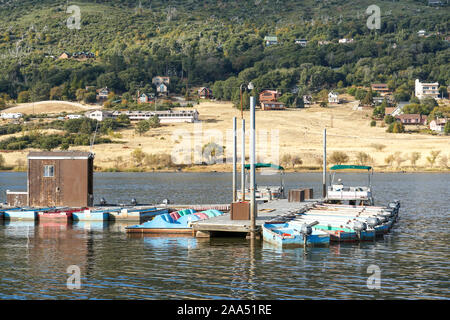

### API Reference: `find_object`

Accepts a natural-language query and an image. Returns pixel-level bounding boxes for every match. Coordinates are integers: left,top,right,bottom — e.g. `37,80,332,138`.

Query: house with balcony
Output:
415,79,439,100
259,90,281,103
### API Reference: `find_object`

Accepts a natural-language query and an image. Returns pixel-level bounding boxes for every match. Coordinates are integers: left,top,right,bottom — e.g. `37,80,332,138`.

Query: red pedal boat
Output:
38,208,86,221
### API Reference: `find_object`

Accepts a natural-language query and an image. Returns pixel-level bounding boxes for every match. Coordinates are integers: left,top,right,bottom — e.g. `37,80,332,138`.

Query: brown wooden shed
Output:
27,151,94,208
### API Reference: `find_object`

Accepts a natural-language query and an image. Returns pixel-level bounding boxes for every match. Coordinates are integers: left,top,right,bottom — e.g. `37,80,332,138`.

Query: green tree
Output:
444,121,450,135
148,115,160,128
135,120,150,136
361,88,373,106
17,91,30,103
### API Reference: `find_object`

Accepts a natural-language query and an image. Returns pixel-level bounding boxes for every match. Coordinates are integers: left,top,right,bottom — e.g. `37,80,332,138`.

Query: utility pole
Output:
249,96,256,239
323,128,327,199
232,117,237,203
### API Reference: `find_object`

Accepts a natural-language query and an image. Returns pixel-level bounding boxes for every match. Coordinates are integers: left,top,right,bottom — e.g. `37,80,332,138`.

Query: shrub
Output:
370,143,386,152
370,120,376,127
426,150,441,168
387,121,404,133
355,152,372,166
329,151,349,165
384,115,395,124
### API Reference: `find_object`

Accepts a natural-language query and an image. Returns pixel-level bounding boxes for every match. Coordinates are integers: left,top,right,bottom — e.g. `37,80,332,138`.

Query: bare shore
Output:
1,97,449,173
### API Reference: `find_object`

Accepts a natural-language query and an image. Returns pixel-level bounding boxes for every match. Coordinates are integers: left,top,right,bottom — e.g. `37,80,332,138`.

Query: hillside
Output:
0,0,448,107
1,99,448,172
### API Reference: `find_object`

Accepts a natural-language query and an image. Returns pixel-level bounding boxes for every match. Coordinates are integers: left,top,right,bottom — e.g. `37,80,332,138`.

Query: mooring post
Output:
241,119,246,201
250,96,256,239
323,128,327,199
232,117,237,203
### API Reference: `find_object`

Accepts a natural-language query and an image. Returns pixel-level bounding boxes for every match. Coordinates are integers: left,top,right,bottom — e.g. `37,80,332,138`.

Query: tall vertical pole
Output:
250,96,256,239
232,117,237,203
323,128,327,199
241,119,245,201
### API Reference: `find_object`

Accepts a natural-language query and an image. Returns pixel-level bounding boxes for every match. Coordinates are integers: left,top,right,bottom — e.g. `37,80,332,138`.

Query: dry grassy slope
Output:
1,98,449,171
2,101,98,114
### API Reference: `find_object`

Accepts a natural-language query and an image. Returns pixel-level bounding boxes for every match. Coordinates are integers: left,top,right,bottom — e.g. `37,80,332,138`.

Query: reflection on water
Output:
0,172,449,299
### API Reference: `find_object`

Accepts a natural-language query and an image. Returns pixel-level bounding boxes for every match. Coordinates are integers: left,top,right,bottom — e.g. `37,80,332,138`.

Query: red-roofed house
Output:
259,90,281,103
395,114,427,125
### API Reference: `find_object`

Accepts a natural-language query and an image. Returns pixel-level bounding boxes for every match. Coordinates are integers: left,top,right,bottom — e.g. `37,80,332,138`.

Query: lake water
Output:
0,172,449,299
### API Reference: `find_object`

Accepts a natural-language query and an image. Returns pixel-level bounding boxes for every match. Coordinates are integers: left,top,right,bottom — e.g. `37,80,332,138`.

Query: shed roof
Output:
28,151,94,160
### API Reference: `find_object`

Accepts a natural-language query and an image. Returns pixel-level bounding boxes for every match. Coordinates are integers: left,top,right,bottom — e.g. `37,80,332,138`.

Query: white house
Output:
417,30,426,37
415,79,439,100
84,110,114,122
66,114,83,119
1,112,22,119
339,38,354,44
264,36,278,46
295,39,308,47
328,91,340,104
429,118,447,133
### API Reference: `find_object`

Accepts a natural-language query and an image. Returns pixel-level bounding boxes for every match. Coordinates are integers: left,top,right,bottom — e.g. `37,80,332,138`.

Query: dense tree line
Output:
0,0,448,109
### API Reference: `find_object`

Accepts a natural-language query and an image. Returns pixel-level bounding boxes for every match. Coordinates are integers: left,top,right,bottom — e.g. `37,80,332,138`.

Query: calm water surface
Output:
0,172,448,299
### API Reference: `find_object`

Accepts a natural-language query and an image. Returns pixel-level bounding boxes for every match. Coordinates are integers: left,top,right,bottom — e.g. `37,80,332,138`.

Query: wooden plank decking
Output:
192,199,321,236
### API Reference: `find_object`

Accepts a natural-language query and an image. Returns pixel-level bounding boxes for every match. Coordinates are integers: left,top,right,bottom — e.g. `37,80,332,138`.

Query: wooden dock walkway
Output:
192,199,321,237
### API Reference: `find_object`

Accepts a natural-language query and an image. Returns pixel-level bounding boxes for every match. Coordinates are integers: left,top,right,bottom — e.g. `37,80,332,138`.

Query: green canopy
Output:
330,165,372,171
244,163,284,171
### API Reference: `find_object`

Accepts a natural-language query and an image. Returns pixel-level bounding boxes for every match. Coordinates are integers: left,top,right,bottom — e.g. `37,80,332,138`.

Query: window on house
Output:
44,165,54,177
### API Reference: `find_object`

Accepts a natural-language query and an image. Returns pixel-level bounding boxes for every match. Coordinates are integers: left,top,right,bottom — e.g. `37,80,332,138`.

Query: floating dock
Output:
192,199,320,237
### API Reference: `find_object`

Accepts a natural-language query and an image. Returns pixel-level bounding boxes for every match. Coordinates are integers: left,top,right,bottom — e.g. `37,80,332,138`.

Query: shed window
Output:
44,165,54,177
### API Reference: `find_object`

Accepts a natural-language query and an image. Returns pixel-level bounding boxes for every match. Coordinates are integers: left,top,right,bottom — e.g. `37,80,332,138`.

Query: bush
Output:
370,143,386,151
355,152,372,166
384,115,395,124
370,120,376,127
387,121,405,133
329,151,349,165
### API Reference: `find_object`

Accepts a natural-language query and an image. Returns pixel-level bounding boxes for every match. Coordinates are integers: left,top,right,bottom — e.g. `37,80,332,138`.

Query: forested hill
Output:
0,0,448,106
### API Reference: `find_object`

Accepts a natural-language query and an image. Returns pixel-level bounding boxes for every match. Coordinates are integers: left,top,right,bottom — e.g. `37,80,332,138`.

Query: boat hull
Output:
108,208,169,222
126,227,193,234
263,223,330,247
3,210,38,221
72,211,110,221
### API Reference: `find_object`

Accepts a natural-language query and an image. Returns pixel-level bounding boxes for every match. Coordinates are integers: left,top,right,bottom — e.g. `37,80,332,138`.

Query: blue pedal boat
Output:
263,222,330,247
126,209,224,234
2,207,54,221
108,207,169,222
72,208,116,221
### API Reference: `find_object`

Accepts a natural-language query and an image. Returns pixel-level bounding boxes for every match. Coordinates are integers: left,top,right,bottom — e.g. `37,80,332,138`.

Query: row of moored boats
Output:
263,201,401,247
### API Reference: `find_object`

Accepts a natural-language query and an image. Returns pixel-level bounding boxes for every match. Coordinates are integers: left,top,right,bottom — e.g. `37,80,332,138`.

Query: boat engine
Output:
366,217,379,228
100,198,107,206
131,198,137,206
300,224,312,236
352,220,367,232
162,199,170,205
